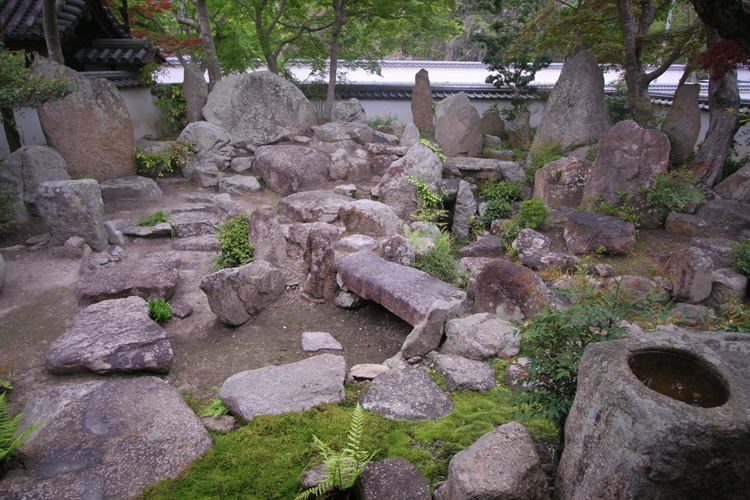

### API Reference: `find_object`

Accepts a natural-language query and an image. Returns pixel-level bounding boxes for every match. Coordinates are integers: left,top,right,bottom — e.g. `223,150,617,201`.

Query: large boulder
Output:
332,98,367,123
581,120,670,228
76,252,180,306
441,313,520,360
529,50,610,157
470,259,550,319
220,354,346,423
695,199,750,234
665,247,713,303
30,57,135,181
45,296,173,375
661,83,701,165
338,199,402,237
412,69,434,134
200,260,285,326
480,109,505,137
376,143,444,219
0,145,69,221
202,71,317,146
434,92,482,157
564,210,636,255
0,378,212,500
255,145,330,196
533,156,592,209
177,121,232,186
714,163,750,203
557,329,750,500
37,179,108,251
434,422,548,500
99,176,163,201
359,368,453,420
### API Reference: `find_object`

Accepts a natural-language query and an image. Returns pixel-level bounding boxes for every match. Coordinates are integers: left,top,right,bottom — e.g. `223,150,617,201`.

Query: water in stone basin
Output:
628,350,729,408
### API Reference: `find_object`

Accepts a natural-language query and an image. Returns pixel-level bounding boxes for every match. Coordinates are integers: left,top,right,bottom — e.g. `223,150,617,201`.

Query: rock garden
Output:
0,53,749,499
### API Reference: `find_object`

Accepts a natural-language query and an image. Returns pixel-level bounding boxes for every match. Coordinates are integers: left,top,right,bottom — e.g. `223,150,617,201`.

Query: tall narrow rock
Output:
662,83,701,165
412,69,434,134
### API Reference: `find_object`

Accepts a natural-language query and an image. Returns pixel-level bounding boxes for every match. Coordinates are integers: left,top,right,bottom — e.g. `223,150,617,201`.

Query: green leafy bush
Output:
731,239,750,277
501,199,550,244
646,170,705,213
412,231,467,287
135,210,169,227
0,188,20,234
1,391,43,464
148,298,173,325
153,84,188,136
527,144,563,179
135,142,193,178
478,179,524,228
214,214,254,270
407,175,448,225
295,403,376,500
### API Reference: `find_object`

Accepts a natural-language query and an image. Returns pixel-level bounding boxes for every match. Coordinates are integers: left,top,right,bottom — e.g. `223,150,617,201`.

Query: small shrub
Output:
501,199,550,245
1,391,43,464
412,231,467,287
367,113,397,128
582,193,641,227
527,144,563,179
646,170,705,213
135,210,169,227
153,84,188,136
295,403,376,500
407,175,448,225
0,189,20,234
214,214,254,270
198,398,230,418
148,298,173,325
478,179,523,228
135,142,193,178
731,239,750,277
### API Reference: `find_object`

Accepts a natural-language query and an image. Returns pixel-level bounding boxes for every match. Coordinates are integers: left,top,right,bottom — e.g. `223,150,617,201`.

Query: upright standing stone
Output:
434,92,482,157
662,83,701,165
249,205,287,267
37,179,108,251
529,50,610,157
303,224,340,301
412,69,434,134
30,57,135,181
183,61,208,123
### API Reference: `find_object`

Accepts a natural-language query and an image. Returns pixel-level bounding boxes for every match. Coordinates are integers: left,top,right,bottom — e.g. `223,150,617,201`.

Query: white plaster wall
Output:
120,87,159,139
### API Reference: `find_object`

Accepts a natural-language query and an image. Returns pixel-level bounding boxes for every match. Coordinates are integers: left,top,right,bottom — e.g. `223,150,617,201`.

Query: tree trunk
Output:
323,1,346,120
42,0,64,64
689,66,740,187
1,108,22,153
193,0,222,91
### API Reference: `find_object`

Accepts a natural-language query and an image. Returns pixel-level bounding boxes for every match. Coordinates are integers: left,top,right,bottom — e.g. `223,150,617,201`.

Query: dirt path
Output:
0,178,412,411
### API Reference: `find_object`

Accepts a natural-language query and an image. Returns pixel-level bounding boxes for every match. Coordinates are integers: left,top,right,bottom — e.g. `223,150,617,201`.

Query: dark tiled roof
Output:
328,84,543,101
0,0,120,41
80,70,142,87
71,39,163,66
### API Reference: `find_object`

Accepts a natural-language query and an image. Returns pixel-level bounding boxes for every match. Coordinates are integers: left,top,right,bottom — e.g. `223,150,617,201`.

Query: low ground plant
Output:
198,398,230,418
367,113,398,129
0,189,20,234
477,179,523,228
646,170,705,213
500,198,550,245
147,298,173,325
407,175,448,226
1,391,43,468
135,210,169,227
582,192,641,227
214,214,254,270
730,238,750,277
526,144,563,179
411,231,467,288
135,142,193,178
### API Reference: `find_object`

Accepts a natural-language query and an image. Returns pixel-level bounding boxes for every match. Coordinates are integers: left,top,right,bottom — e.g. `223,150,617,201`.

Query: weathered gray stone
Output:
203,71,317,146
75,252,180,306
696,200,750,235
213,193,240,221
512,228,551,268
434,354,496,392
230,156,254,173
480,110,506,137
507,112,531,149
37,179,108,251
710,267,748,302
0,145,69,220
412,69,434,134
400,123,421,148
313,121,374,145
441,313,520,360
434,422,548,500
104,220,126,246
200,260,285,326
359,458,432,500
380,234,416,266
171,300,194,318
662,83,701,165
400,301,452,359
530,50,610,158
329,148,350,180
451,180,477,240
183,60,208,123
46,296,173,375
435,92,482,157
218,175,262,195
255,145,329,196
279,191,352,224
714,163,750,203
332,98,367,123
665,212,707,237
608,275,670,305
250,205,287,267
30,57,135,181
169,210,220,238
470,259,550,319
303,223,340,301
302,331,343,351
0,378,211,500
581,120,671,228
339,199,402,237
557,330,750,500
334,290,366,309
177,121,232,181
348,364,390,381
533,156,592,209
665,247,713,303
458,235,505,259
100,176,163,201
123,222,174,238
538,251,579,271
564,210,636,255
360,368,453,420
220,354,346,423
335,234,378,255
377,144,444,219
444,157,526,184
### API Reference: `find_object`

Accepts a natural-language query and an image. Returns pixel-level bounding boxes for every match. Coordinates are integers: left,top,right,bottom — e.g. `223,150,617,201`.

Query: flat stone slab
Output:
218,175,261,195
359,458,432,500
302,331,343,351
171,234,219,251
434,354,496,392
278,191,353,223
75,252,180,306
443,157,526,183
121,222,173,238
337,252,466,327
359,368,453,420
0,378,212,500
46,296,173,375
99,175,163,200
168,211,220,238
220,354,346,423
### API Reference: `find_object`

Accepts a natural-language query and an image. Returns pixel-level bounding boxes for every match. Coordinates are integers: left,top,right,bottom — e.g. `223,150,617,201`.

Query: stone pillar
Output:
303,224,339,301
249,204,287,267
411,69,434,135
662,83,701,165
